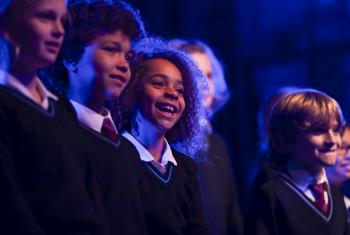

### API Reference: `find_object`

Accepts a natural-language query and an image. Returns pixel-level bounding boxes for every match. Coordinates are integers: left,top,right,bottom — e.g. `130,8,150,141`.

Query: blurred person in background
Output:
172,39,242,235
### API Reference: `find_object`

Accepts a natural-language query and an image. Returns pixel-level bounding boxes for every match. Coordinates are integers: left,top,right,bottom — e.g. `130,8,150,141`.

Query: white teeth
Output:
158,104,176,113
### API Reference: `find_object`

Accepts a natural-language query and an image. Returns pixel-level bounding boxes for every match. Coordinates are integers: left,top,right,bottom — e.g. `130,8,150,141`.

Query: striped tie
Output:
101,118,119,142
309,182,329,214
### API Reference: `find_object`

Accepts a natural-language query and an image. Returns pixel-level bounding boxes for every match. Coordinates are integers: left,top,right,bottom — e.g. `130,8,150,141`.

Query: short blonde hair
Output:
268,88,344,156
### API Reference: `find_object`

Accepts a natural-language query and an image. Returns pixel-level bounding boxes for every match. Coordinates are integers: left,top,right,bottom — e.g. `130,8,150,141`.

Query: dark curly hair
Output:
119,37,208,162
41,0,146,95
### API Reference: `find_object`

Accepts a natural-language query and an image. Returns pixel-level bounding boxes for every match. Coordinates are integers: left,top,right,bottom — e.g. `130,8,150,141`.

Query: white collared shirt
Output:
0,70,57,110
285,163,329,204
344,195,350,211
70,100,117,134
122,131,177,173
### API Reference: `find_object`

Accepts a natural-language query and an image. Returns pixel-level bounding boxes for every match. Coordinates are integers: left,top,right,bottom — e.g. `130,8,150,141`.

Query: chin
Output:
39,55,57,67
155,122,173,133
321,158,337,166
105,90,122,100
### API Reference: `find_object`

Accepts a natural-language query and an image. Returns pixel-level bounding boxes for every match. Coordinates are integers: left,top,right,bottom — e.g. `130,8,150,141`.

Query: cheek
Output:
137,93,153,115
25,21,48,43
93,55,113,76
178,98,186,117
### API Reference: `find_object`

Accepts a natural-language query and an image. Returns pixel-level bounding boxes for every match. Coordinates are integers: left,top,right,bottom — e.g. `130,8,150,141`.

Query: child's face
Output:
7,0,67,69
289,120,341,173
190,52,214,109
136,58,185,133
74,30,131,101
331,128,350,180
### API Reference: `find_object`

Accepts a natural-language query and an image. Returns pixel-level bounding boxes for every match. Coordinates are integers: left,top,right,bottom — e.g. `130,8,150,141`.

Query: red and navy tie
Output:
101,118,119,143
309,182,329,214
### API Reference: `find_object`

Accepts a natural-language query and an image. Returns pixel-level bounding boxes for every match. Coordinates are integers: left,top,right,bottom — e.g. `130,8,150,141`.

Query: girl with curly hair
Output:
120,37,211,235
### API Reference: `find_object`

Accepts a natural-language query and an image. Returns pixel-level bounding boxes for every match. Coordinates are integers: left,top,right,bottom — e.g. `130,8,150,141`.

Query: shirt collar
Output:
0,70,58,109
70,100,117,134
122,131,177,166
285,161,328,192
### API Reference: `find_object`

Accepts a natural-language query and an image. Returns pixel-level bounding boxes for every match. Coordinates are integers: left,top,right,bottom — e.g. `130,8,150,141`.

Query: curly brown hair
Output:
41,0,145,95
119,37,208,161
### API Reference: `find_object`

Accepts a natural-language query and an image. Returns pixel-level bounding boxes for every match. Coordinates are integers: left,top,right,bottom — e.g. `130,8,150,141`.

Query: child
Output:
173,39,242,235
327,124,350,225
0,0,107,234
120,37,212,235
245,88,348,235
46,0,148,234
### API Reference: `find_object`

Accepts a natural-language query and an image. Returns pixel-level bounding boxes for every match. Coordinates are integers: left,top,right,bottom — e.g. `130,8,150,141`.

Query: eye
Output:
36,11,56,21
176,88,184,96
152,81,165,88
103,46,119,53
125,51,134,61
310,128,326,135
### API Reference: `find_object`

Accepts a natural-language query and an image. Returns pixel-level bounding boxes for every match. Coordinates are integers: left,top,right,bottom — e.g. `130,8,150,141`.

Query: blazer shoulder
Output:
172,149,197,174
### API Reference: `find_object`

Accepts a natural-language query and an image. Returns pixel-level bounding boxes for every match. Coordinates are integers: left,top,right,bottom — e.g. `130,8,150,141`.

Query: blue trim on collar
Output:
144,162,173,184
278,174,333,222
1,85,56,117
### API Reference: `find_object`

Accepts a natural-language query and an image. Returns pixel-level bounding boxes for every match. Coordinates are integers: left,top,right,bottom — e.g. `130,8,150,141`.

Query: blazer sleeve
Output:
0,101,46,235
184,158,213,235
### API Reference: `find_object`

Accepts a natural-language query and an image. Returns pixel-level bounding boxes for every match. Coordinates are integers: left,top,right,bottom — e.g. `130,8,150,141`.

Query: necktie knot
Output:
101,118,119,143
310,182,327,198
309,182,329,214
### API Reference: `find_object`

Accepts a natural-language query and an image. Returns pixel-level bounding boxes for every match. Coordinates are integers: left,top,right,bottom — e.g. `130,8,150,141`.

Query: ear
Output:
63,60,78,73
272,135,290,154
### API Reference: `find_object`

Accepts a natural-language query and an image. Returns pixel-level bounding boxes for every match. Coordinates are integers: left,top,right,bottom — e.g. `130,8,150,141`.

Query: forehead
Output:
190,52,211,71
142,58,182,79
91,30,131,49
22,0,67,12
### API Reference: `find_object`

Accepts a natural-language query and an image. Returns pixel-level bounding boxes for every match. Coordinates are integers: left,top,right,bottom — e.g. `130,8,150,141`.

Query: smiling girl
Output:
120,38,211,235
0,0,110,234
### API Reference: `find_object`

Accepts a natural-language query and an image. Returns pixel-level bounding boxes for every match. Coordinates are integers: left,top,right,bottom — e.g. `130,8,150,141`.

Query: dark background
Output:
127,0,350,214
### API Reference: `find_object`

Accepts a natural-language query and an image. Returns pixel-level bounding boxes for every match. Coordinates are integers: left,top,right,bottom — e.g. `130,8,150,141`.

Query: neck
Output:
10,64,37,87
68,87,105,114
131,111,166,162
10,64,44,104
291,159,324,180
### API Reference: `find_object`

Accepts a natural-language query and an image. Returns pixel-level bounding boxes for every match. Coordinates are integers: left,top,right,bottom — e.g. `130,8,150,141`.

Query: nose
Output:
116,54,129,74
52,20,64,39
164,87,179,100
325,130,339,146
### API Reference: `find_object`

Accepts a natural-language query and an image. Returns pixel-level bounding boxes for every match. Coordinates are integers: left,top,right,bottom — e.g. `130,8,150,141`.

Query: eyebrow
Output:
147,74,183,83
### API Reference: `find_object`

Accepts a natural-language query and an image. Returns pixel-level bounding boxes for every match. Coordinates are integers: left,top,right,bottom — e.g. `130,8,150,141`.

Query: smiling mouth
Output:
319,148,336,153
155,103,178,115
109,74,127,85
45,41,61,53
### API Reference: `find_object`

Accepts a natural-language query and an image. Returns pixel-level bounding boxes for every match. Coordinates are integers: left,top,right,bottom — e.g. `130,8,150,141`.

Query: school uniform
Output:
0,74,108,234
245,162,348,235
340,180,350,231
71,102,148,235
123,132,212,235
198,131,243,235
